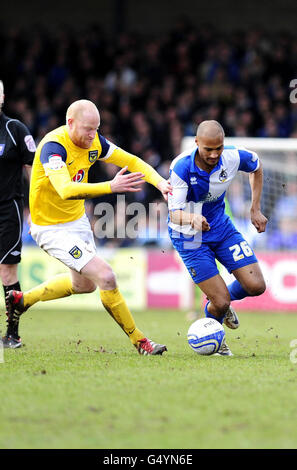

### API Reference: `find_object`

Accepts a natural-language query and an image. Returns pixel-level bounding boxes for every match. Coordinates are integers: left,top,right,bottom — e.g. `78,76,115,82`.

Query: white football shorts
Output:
30,213,97,272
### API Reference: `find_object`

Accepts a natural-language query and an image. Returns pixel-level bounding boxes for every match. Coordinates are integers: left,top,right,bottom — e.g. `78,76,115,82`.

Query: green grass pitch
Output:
0,306,297,449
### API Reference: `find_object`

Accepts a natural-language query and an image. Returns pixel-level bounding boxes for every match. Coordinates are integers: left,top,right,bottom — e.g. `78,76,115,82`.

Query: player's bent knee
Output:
251,281,266,296
72,280,97,294
212,299,230,316
83,284,97,294
244,279,266,296
99,268,117,290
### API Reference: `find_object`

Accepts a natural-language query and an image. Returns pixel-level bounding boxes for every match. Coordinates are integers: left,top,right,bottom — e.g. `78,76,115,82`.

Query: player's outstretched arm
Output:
47,165,145,200
156,179,172,202
104,148,172,200
109,166,145,193
248,163,268,233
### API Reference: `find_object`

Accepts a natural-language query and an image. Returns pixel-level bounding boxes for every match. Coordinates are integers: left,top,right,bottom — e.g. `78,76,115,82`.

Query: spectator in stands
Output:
267,216,297,251
1,21,297,250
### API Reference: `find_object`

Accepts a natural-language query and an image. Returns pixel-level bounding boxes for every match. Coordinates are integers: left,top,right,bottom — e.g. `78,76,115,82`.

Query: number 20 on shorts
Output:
229,241,253,261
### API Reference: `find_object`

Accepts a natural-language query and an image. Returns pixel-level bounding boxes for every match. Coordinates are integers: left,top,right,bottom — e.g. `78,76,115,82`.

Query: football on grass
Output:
187,317,225,355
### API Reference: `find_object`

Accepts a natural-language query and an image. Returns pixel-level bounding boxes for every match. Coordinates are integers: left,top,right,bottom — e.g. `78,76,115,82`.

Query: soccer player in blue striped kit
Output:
168,120,267,355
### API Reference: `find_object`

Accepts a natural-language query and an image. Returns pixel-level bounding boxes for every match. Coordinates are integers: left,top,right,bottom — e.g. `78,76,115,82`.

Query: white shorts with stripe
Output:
30,214,97,272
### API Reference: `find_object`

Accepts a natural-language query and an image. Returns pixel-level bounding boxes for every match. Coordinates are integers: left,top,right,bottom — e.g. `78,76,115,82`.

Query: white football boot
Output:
223,305,240,329
214,337,233,356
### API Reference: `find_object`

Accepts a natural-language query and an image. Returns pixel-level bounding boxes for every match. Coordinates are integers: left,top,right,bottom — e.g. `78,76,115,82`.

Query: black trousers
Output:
0,198,23,265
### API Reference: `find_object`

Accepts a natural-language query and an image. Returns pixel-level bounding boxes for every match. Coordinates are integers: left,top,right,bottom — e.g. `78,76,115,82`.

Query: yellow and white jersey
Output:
30,125,162,226
30,126,115,225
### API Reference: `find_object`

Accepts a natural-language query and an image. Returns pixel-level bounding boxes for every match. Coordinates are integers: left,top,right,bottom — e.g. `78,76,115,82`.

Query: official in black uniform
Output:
0,80,36,348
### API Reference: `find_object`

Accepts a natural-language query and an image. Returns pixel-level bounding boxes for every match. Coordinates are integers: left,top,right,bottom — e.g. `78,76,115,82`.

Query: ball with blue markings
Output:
187,317,225,355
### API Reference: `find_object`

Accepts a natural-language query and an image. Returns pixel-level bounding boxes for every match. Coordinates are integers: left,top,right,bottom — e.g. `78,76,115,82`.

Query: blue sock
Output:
227,280,250,301
204,301,224,324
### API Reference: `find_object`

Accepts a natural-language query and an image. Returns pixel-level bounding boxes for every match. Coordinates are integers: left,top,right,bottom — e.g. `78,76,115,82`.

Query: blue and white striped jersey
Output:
168,145,259,242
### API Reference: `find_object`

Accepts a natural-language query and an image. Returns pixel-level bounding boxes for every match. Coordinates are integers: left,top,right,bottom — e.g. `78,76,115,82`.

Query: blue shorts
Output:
170,222,258,284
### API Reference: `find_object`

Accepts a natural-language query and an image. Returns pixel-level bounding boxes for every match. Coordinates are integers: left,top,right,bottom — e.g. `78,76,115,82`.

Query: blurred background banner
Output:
219,254,297,312
0,247,194,311
147,250,194,309
1,247,297,312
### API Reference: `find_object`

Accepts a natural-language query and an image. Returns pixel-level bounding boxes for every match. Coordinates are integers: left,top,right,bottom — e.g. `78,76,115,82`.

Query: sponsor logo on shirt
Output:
190,176,198,185
202,192,219,202
89,150,98,163
72,169,85,182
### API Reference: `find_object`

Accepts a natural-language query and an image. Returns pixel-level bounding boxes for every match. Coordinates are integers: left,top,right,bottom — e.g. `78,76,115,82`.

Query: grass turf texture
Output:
0,307,297,449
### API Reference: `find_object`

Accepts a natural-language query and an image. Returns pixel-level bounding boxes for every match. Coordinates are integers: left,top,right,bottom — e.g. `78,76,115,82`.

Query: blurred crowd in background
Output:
1,19,297,249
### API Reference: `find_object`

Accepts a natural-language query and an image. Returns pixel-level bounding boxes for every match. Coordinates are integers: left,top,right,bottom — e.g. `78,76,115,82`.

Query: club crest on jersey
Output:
72,169,85,182
0,144,5,156
89,150,98,163
219,168,228,182
69,246,82,259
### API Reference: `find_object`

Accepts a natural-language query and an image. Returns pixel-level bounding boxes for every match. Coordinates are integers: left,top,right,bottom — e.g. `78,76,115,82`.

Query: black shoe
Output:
4,290,26,344
2,334,22,349
6,290,26,316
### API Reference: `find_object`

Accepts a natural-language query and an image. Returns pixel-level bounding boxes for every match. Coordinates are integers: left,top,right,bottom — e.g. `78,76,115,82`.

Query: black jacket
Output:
0,112,35,202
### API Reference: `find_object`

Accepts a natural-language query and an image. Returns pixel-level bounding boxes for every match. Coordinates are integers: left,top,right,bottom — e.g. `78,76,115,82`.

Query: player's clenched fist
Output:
190,214,210,231
250,208,267,233
110,166,145,193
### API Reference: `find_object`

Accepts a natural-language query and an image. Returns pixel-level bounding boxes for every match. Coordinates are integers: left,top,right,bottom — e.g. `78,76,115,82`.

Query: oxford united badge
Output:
69,246,82,259
89,150,98,163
